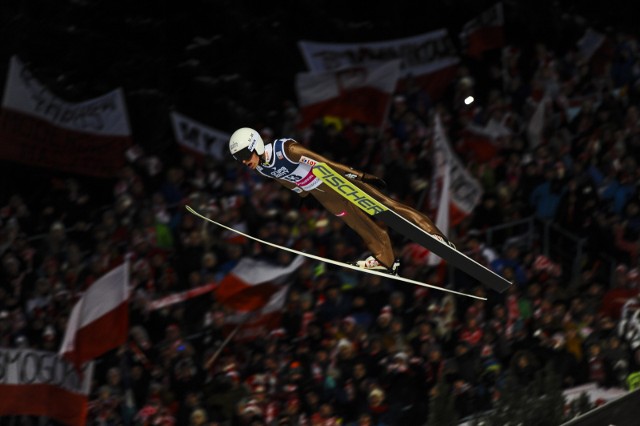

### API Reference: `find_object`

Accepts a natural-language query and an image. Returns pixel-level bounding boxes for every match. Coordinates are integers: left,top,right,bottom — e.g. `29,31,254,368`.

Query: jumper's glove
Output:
344,171,387,190
361,172,387,190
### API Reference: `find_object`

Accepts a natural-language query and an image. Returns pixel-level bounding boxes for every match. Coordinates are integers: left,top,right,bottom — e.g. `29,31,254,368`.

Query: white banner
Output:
0,56,132,177
0,348,93,392
0,348,93,426
2,56,130,136
170,111,229,160
296,60,401,127
298,29,459,77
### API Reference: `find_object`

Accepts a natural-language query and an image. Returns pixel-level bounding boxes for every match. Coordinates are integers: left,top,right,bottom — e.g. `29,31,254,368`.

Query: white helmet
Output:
229,127,264,161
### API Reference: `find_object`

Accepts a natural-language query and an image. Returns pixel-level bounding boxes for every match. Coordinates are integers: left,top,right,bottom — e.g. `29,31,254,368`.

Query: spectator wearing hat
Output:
300,387,323,419
490,243,528,286
134,388,175,426
188,407,208,426
371,306,393,336
360,275,391,317
544,330,583,387
424,345,446,392
349,361,375,418
129,363,152,413
459,317,484,350
564,322,584,361
282,290,315,339
0,309,11,347
333,338,357,381
339,315,360,342
454,342,481,386
196,307,226,356
382,350,429,424
387,291,406,319
604,334,631,387
471,193,504,233
204,365,250,423
510,350,539,386
88,385,124,425
172,350,201,402
529,163,566,221
316,274,352,324
362,335,388,379
587,342,613,387
408,319,437,355
349,293,374,330
278,396,307,425
366,387,393,425
40,324,57,351
315,402,341,425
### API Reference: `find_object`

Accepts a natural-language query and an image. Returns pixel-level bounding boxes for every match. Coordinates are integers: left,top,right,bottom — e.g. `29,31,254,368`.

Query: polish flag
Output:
216,256,304,341
424,114,484,272
0,348,93,426
459,115,512,163
428,114,482,229
59,261,130,368
298,30,459,101
295,60,401,129
460,3,505,59
148,281,217,311
428,116,452,266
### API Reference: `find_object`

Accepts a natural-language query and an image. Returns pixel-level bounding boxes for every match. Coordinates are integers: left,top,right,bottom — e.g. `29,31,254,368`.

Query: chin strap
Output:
261,144,273,165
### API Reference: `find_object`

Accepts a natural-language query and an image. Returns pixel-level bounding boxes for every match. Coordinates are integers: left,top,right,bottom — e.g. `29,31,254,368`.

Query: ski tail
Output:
312,162,512,293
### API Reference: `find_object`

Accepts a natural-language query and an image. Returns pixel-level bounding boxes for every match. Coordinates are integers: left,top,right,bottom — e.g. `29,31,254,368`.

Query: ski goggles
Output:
232,147,253,162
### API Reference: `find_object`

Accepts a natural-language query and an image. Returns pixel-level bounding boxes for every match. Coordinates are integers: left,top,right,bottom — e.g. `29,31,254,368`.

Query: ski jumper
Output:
255,139,447,268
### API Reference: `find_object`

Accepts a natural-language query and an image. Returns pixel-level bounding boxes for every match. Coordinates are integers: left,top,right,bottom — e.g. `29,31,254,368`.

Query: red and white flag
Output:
148,281,217,311
0,56,132,177
0,348,93,426
459,3,505,59
459,114,512,163
427,115,453,266
428,114,483,229
59,261,130,368
295,60,401,128
298,29,459,100
216,256,304,341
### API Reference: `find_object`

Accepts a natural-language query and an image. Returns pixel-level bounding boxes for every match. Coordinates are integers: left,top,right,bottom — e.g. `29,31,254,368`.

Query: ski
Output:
186,205,485,300
311,162,512,293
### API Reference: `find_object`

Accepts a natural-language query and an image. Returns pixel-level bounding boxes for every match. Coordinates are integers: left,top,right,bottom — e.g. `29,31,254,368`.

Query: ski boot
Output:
352,256,400,276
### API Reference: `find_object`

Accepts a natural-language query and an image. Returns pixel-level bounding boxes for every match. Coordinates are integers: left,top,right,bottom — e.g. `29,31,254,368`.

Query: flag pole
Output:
204,314,250,371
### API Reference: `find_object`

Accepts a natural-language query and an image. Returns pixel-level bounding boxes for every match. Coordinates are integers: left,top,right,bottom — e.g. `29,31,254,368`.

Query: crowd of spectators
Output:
3,6,640,426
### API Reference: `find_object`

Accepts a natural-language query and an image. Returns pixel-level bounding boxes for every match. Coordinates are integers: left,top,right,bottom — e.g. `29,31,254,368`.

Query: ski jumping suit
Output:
255,138,447,268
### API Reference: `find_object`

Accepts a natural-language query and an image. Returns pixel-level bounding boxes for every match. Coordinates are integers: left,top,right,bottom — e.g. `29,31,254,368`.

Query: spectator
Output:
188,408,208,426
529,164,566,221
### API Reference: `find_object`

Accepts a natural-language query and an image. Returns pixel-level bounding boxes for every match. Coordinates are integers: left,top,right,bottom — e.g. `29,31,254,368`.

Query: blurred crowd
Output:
3,11,640,426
